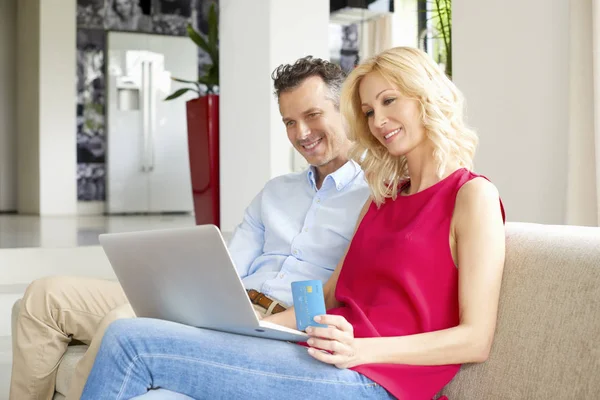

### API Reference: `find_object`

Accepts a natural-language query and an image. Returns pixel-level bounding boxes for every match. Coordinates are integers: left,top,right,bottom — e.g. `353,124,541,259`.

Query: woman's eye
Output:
383,98,395,105
364,110,374,118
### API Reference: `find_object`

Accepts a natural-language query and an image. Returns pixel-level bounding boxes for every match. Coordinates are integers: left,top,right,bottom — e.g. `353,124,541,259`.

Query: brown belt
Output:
247,289,287,315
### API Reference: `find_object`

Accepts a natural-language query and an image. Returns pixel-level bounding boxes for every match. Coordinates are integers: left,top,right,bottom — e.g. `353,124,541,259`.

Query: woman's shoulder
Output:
455,175,505,223
458,175,500,201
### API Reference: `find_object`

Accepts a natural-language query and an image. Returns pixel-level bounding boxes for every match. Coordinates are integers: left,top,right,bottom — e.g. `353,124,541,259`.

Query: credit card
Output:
291,280,328,332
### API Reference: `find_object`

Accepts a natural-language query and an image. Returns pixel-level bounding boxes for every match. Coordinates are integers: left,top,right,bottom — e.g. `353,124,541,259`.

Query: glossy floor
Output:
0,214,199,249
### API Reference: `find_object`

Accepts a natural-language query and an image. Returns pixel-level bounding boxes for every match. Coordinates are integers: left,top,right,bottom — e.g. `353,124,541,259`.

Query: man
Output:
10,56,370,400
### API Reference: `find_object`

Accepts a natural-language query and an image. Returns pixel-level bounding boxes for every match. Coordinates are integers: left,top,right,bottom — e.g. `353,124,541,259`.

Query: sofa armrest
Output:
11,299,22,350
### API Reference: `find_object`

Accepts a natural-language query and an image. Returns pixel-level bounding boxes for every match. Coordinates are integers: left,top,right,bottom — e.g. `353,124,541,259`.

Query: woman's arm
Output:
264,198,373,330
358,178,505,365
308,179,505,368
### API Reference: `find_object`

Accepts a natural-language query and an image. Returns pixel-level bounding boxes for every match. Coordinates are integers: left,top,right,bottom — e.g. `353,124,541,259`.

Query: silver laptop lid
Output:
98,224,260,331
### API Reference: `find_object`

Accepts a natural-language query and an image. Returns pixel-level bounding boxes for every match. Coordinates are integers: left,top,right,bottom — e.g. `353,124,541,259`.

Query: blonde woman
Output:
81,47,505,400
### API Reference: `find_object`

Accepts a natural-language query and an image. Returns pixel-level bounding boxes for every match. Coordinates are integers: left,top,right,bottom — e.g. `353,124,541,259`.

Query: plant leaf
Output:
187,24,215,63
164,87,200,101
208,3,218,49
171,77,201,93
171,77,198,85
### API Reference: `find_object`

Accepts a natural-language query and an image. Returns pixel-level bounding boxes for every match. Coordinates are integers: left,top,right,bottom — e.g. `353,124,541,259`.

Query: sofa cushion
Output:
439,222,600,399
55,345,87,397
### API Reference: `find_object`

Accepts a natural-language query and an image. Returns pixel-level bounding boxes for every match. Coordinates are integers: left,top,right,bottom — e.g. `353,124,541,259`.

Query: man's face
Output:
279,76,351,168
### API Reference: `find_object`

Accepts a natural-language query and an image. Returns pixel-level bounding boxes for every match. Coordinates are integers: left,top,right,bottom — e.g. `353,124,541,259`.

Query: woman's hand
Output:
306,315,362,369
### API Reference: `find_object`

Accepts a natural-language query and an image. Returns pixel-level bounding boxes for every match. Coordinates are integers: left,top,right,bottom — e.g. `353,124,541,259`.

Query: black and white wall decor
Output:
152,0,193,36
77,0,105,29
76,28,107,201
339,24,360,73
105,0,153,32
75,0,217,201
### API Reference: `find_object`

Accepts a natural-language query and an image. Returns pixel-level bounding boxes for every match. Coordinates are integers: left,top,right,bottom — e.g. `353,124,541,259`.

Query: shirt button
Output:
280,273,285,279
304,227,309,232
316,198,321,204
293,249,298,255
337,184,342,190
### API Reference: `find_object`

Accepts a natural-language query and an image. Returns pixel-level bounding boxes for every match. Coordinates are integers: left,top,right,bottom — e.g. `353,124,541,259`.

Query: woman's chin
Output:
384,145,408,158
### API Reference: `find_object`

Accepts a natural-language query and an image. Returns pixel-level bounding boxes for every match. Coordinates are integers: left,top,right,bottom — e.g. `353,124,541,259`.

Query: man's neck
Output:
313,157,349,190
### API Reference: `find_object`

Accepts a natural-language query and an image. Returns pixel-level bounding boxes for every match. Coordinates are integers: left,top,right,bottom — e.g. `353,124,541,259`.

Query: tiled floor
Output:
0,214,197,249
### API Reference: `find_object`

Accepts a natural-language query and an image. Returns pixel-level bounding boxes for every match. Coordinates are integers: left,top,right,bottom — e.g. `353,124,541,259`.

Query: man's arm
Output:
227,190,265,278
264,198,373,330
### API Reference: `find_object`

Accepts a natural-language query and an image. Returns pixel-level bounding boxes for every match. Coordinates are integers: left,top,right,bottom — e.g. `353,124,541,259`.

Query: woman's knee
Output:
102,318,153,346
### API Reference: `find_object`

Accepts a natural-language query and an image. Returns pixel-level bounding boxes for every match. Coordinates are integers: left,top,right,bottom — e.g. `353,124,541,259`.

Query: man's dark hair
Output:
271,56,346,109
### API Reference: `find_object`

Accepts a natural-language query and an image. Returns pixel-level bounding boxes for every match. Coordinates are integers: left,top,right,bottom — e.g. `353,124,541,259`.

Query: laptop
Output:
98,224,308,342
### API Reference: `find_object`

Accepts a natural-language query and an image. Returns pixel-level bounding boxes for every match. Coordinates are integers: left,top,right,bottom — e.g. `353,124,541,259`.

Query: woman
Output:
105,0,152,32
81,47,506,400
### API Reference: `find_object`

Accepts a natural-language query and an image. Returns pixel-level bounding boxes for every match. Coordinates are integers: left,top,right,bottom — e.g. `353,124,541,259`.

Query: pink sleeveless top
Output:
328,168,505,399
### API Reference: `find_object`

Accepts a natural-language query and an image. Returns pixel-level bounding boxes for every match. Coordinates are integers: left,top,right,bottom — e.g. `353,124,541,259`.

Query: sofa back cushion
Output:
439,222,600,399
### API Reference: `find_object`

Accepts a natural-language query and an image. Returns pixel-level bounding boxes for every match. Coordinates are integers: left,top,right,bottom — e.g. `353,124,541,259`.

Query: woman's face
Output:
115,0,134,17
358,71,427,157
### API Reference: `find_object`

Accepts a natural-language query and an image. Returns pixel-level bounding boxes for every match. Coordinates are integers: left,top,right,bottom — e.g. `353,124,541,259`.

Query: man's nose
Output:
297,122,311,139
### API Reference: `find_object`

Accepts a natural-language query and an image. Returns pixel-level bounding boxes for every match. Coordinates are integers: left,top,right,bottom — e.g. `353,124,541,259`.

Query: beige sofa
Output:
10,222,600,399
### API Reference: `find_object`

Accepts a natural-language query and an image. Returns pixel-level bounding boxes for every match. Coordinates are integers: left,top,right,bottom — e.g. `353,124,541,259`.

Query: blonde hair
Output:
341,47,478,206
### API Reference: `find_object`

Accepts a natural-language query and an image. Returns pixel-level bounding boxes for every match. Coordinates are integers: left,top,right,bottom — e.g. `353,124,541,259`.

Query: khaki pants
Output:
9,276,281,400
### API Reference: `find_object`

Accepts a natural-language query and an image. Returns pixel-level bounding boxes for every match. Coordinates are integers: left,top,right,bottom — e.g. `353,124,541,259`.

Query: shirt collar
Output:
306,160,362,192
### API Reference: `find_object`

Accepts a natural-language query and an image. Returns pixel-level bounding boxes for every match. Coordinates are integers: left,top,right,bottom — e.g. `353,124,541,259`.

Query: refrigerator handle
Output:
148,60,156,172
142,61,150,172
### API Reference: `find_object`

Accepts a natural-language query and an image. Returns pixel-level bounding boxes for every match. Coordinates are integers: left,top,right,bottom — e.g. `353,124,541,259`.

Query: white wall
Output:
38,0,77,215
17,0,41,214
0,0,17,211
453,0,570,224
566,0,598,226
17,0,77,215
392,0,418,47
269,1,329,179
220,0,329,232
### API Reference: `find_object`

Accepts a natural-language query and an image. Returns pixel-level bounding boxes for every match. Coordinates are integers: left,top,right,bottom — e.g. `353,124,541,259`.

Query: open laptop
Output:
98,224,308,342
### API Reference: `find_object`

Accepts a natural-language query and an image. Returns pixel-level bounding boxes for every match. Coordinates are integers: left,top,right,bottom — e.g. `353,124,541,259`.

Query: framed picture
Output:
77,0,105,29
76,29,107,201
104,0,153,32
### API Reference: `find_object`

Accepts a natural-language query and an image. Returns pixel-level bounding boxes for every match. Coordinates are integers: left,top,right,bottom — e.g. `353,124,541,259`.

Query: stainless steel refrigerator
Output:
106,32,196,214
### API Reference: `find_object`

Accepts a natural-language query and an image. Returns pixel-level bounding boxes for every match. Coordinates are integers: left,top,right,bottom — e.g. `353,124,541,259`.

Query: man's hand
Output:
305,315,362,369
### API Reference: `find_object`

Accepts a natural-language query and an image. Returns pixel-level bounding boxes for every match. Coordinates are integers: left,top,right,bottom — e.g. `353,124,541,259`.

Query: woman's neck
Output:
403,145,459,195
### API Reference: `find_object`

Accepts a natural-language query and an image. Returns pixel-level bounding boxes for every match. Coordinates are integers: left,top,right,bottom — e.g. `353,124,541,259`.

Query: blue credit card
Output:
291,280,328,332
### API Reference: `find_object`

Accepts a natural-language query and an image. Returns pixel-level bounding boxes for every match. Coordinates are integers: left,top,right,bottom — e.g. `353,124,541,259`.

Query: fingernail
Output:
307,338,314,346
314,316,321,322
306,327,313,333
308,348,314,355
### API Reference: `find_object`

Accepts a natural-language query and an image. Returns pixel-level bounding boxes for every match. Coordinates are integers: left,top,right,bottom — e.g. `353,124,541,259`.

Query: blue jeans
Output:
81,318,394,400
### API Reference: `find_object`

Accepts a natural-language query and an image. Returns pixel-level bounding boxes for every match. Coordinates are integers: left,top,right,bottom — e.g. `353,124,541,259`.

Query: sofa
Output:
10,222,600,399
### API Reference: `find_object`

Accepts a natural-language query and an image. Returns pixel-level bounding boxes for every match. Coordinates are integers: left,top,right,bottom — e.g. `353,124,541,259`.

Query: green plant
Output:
165,3,219,100
418,0,452,79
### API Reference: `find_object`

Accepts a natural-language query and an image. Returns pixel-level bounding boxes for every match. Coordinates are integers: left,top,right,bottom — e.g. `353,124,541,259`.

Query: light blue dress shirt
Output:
227,160,370,306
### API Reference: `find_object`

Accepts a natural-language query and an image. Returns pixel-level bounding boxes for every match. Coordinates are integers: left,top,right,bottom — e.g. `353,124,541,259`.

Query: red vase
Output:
186,94,220,227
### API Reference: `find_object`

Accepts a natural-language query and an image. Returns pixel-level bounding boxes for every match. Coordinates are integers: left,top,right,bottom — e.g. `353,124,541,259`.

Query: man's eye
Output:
286,121,295,127
308,113,319,119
